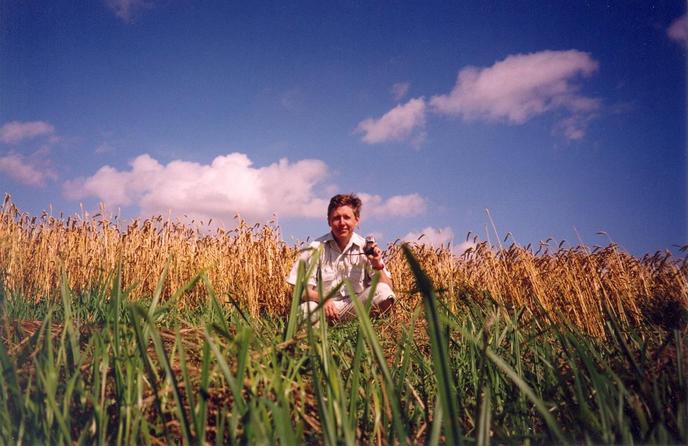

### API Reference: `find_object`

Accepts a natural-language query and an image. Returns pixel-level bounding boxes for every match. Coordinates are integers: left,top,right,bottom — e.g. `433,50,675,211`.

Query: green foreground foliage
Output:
0,248,686,445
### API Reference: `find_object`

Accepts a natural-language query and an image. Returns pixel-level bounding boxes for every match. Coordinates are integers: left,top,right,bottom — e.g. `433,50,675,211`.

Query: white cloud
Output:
401,226,476,255
0,152,57,187
430,50,600,139
64,153,329,221
63,152,427,223
668,13,688,46
355,97,427,144
357,50,601,143
0,121,55,144
453,240,478,256
391,82,410,101
403,226,454,246
105,0,152,23
358,192,427,219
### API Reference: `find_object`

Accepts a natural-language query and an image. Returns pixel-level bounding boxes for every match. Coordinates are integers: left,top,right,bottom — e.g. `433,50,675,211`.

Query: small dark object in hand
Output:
364,235,376,256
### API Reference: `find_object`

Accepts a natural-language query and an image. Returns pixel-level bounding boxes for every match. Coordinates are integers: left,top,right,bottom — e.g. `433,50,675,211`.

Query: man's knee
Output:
373,283,396,303
300,301,320,325
367,283,396,315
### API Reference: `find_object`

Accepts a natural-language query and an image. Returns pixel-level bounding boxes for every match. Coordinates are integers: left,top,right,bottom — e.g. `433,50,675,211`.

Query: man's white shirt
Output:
286,231,392,299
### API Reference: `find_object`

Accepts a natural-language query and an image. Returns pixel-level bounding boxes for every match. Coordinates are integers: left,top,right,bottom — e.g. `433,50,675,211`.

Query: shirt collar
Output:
316,231,365,251
350,232,365,248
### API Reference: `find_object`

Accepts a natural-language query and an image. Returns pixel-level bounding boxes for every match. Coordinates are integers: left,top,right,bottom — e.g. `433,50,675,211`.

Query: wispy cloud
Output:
0,152,57,187
105,0,153,23
95,143,115,154
667,13,688,46
391,82,410,101
358,192,427,218
0,121,55,144
355,97,426,144
358,50,601,143
401,226,475,255
63,153,427,223
430,50,600,139
552,112,597,141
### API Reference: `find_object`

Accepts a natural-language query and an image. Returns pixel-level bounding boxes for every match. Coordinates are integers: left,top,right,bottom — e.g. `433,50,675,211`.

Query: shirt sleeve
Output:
286,244,320,287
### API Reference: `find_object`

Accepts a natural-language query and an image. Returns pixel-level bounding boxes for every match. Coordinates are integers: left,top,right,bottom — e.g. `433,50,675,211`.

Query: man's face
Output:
328,205,359,242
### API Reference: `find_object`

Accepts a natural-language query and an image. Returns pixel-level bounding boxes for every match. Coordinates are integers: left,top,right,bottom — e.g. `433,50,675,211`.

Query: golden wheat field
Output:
1,195,686,337
2,195,688,445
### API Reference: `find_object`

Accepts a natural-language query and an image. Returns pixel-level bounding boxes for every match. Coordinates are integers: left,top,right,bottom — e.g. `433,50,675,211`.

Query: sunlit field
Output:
1,196,687,444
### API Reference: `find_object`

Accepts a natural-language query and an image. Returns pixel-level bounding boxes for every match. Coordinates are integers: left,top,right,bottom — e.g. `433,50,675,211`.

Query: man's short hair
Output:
327,194,362,218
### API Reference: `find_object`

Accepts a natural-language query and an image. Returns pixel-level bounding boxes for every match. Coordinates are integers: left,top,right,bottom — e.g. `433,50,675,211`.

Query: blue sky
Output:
1,1,686,255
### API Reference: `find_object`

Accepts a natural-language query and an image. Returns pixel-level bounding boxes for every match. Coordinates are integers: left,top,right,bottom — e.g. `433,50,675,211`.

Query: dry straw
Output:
1,195,686,336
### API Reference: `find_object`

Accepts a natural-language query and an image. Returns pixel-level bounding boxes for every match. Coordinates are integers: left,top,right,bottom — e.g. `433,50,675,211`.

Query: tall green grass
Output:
0,248,686,444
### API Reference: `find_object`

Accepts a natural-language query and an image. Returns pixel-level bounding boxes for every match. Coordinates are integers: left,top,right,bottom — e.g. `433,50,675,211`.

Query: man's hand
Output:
365,242,393,288
324,299,339,322
306,286,339,322
366,242,385,270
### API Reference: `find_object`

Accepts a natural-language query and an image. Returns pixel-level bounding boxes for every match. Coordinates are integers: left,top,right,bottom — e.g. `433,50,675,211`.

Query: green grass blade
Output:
270,400,298,445
304,314,337,446
285,246,322,341
235,327,251,391
196,340,211,444
0,336,23,439
346,278,409,445
60,266,80,372
477,333,567,444
347,332,364,433
477,386,491,446
200,273,233,334
176,328,201,445
147,320,193,446
428,395,443,446
36,366,72,443
203,328,247,415
401,244,461,445
284,260,306,342
170,271,204,303
129,304,173,445
148,259,170,321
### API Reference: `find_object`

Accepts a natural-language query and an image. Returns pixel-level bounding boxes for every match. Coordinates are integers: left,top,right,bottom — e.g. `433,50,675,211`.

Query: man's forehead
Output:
329,205,356,216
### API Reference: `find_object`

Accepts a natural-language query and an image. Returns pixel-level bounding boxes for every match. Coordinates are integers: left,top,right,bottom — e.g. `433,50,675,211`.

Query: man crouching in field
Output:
286,193,396,324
